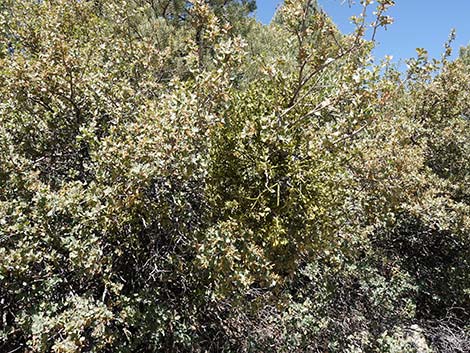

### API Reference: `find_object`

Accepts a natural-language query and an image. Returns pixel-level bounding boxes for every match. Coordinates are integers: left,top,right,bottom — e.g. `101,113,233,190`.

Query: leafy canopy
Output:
1,0,469,352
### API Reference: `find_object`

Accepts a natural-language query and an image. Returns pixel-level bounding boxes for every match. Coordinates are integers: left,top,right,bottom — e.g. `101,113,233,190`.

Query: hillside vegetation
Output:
0,0,469,352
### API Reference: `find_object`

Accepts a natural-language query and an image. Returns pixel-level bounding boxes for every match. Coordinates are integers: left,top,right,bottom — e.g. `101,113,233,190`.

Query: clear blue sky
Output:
255,0,470,65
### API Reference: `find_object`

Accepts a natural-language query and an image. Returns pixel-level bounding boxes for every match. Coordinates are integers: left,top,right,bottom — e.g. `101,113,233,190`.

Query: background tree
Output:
460,43,470,66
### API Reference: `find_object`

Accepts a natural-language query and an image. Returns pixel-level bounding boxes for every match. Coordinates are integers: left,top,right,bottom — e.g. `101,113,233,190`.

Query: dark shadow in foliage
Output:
374,213,469,322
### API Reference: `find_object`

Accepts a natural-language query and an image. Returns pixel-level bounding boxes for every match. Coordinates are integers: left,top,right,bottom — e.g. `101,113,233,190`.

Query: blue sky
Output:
255,0,470,65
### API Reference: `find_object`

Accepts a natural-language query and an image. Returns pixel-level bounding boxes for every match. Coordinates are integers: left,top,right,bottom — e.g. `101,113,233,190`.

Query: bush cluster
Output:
1,1,469,352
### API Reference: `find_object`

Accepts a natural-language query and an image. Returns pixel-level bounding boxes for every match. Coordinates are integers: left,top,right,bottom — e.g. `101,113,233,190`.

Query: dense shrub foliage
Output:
1,0,469,352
